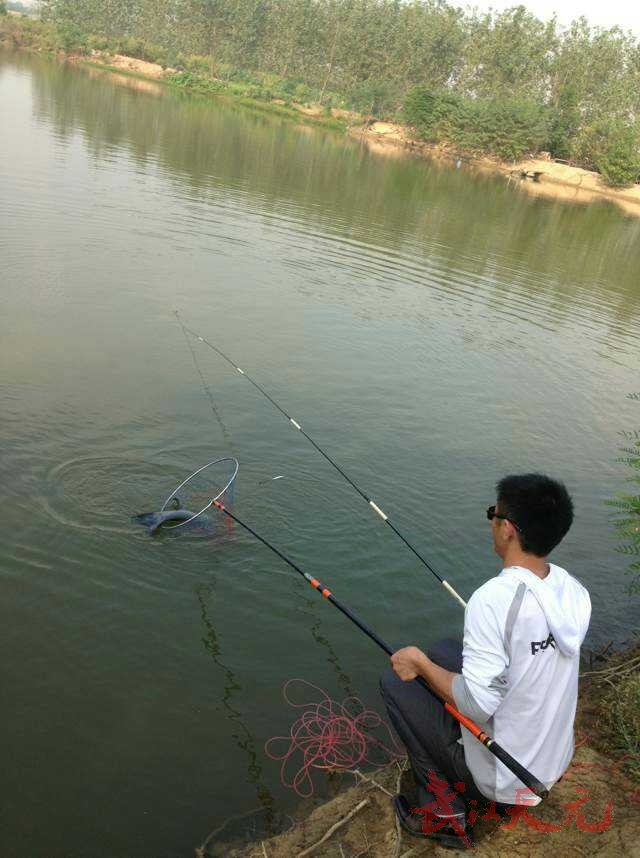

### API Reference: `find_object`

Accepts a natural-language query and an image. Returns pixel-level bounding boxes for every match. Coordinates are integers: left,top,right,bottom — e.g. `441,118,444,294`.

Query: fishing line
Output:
264,679,403,798
173,310,231,445
211,497,548,800
175,312,466,608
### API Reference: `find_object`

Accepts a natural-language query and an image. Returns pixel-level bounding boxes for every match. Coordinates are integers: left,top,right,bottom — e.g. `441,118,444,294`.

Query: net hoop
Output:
160,456,239,529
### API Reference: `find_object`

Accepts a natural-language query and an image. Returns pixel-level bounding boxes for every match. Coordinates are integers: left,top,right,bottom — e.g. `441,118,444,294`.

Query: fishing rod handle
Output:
442,700,548,800
485,741,548,801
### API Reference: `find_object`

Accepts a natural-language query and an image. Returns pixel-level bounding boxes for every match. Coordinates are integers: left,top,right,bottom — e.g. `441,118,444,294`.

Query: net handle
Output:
160,456,239,529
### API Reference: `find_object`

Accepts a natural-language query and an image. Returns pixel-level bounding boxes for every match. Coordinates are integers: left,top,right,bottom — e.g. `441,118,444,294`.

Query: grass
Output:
601,660,640,780
582,643,640,783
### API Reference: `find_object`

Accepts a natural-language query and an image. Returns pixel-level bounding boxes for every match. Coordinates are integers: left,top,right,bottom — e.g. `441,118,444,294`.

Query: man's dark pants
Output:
380,638,487,815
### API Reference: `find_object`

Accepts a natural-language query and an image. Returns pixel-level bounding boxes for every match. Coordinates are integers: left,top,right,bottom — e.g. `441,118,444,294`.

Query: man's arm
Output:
390,646,457,705
390,586,510,718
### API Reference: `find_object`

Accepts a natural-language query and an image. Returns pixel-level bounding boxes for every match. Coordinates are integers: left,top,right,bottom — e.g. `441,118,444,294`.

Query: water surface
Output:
1,50,639,858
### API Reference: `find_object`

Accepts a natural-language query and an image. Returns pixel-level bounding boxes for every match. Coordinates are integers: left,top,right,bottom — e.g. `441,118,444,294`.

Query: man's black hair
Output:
496,473,573,557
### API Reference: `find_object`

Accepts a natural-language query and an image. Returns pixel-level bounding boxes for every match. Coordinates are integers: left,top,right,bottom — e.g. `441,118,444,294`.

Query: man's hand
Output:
391,646,428,681
390,646,458,705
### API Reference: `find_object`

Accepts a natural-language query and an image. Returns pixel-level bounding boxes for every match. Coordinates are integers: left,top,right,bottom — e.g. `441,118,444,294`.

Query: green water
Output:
1,50,639,858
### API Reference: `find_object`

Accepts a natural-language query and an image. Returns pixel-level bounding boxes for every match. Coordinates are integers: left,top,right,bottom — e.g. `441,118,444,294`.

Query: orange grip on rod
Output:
445,702,488,744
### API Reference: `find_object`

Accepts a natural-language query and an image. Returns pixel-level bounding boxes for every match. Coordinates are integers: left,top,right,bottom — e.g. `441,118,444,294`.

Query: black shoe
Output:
393,794,474,850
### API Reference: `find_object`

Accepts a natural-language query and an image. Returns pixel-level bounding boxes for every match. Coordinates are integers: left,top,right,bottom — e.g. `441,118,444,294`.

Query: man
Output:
380,473,591,849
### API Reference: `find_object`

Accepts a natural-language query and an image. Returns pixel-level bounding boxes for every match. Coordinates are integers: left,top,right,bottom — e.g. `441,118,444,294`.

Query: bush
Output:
55,22,89,54
601,658,640,781
471,99,550,161
404,88,464,139
404,88,550,160
569,124,603,171
571,122,640,186
217,63,261,85
87,34,110,52
596,125,640,188
280,76,304,95
183,54,213,74
547,85,580,160
347,81,400,117
166,71,227,95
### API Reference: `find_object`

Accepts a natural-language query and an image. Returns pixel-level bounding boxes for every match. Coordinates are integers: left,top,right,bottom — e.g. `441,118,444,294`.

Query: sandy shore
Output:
83,52,171,78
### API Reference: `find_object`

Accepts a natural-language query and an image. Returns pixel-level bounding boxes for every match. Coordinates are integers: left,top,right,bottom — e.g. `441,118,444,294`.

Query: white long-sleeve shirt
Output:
451,564,591,805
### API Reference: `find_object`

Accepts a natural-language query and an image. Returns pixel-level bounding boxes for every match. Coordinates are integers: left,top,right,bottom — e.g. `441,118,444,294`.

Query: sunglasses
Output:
486,505,522,533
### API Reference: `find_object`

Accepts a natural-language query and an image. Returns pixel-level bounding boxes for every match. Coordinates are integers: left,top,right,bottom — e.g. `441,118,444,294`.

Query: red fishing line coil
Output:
265,679,403,798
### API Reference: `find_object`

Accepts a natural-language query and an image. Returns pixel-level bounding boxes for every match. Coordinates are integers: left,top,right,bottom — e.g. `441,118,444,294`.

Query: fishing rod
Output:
175,312,467,609
212,497,548,800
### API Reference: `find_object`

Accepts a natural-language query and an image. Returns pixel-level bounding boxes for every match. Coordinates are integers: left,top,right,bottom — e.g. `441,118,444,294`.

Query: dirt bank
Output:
201,645,640,857
84,51,171,79
211,750,638,857
352,122,640,217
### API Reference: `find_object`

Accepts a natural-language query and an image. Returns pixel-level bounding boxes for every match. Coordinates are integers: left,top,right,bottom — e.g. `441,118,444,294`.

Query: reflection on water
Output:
174,311,233,447
197,584,276,827
16,51,640,333
83,64,165,97
196,579,355,853
310,616,355,698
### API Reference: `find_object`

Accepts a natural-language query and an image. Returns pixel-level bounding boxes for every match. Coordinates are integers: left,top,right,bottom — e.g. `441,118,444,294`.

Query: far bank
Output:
2,13,640,219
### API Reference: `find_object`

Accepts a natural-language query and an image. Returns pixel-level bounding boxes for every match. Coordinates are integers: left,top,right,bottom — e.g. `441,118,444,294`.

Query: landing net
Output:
160,456,239,529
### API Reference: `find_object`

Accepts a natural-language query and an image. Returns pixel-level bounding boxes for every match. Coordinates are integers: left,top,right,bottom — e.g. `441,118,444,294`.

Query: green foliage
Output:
478,99,551,160
55,21,89,53
0,13,91,54
404,89,461,140
0,2,7,16
405,88,550,160
601,667,640,781
547,85,581,160
610,420,640,593
570,121,640,186
182,54,215,74
348,81,401,117
166,71,227,95
596,125,640,188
